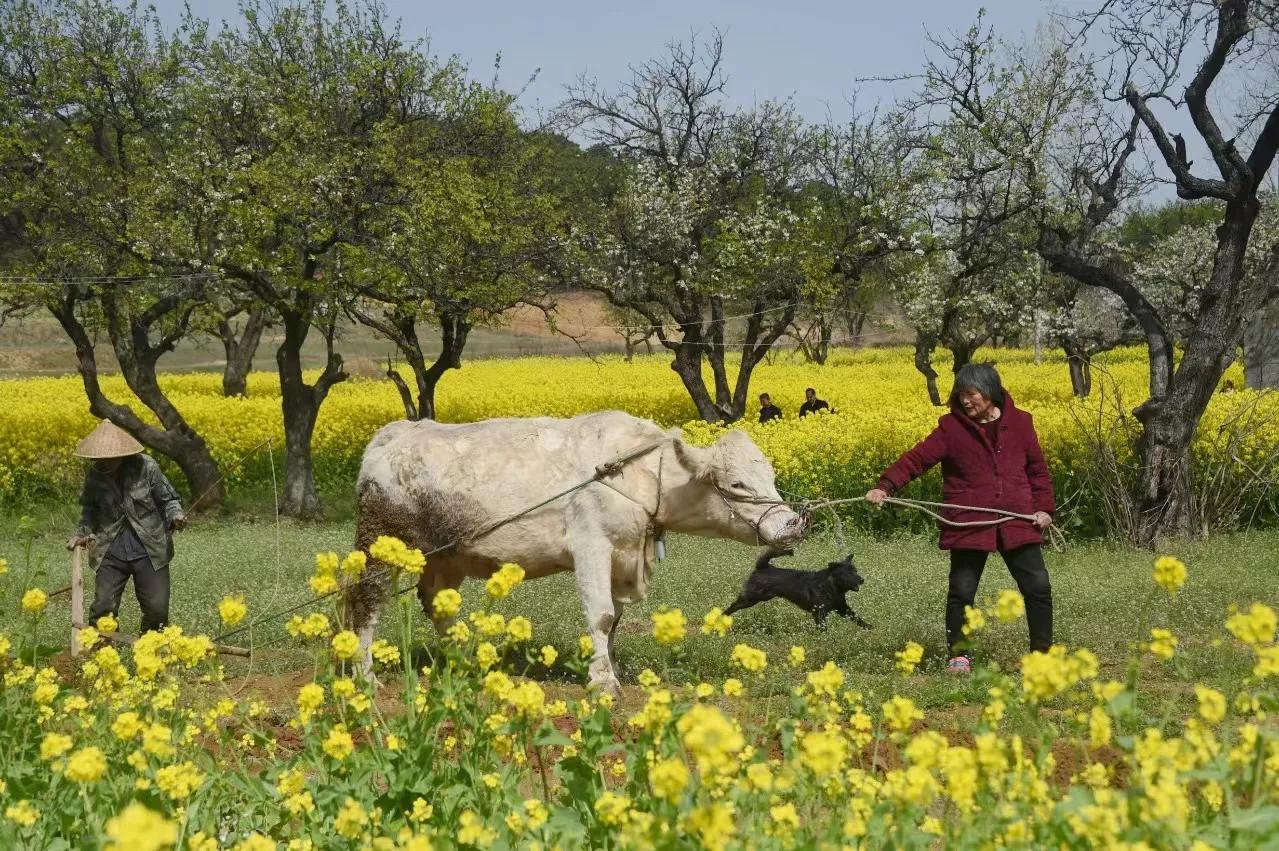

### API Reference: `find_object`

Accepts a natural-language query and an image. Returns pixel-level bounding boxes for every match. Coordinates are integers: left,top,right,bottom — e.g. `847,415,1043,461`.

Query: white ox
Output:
347,410,805,692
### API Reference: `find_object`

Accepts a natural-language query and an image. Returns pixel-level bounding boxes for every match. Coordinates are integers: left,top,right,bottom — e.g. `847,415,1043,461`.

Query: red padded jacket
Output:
875,393,1055,552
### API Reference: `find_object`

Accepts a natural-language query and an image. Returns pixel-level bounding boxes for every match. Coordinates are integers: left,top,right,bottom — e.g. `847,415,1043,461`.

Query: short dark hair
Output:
805,387,816,395
759,393,771,401
948,363,1005,408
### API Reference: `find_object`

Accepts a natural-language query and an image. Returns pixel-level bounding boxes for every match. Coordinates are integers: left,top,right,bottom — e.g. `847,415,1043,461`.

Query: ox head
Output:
668,429,806,547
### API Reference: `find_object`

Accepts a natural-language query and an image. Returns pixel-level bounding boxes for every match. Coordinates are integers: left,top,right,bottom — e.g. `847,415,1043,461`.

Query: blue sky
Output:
156,0,1083,122
150,0,1214,184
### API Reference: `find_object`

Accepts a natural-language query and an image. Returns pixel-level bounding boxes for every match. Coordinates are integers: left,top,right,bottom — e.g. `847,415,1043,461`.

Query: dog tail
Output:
754,547,793,571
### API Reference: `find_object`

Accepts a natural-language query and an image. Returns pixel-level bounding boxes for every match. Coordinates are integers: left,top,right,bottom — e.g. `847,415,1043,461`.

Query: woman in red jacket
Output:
865,363,1055,673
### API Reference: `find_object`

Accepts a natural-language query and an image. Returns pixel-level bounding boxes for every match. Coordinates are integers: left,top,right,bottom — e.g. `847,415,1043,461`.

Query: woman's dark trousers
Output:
946,544,1052,655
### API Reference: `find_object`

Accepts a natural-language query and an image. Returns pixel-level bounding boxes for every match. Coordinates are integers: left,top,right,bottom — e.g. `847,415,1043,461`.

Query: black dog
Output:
723,550,871,628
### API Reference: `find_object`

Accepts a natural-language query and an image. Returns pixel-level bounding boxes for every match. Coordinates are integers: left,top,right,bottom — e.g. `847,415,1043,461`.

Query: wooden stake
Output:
70,622,252,658
70,547,84,658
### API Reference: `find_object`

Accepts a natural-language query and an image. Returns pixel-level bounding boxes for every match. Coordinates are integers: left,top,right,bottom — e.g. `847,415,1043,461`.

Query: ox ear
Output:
671,437,713,481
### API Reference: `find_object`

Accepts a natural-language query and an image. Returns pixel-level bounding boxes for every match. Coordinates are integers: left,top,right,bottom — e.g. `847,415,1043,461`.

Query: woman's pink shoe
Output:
946,655,973,674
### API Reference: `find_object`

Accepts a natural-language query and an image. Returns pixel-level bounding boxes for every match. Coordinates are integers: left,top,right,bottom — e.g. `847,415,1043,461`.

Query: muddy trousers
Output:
87,554,170,634
946,544,1053,655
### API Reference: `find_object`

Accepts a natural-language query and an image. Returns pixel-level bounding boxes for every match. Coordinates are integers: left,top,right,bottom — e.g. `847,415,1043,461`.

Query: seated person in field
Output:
798,387,831,417
758,392,783,424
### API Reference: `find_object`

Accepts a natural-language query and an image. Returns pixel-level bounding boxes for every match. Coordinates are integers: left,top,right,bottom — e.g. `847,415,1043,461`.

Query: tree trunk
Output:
1040,245,1173,399
670,344,723,422
1243,297,1279,389
814,315,832,365
415,312,472,422
218,308,267,397
275,307,346,519
706,297,734,416
1066,348,1093,398
846,310,868,346
914,333,942,406
1131,203,1260,545
385,360,418,420
728,302,798,419
51,293,225,511
949,342,977,375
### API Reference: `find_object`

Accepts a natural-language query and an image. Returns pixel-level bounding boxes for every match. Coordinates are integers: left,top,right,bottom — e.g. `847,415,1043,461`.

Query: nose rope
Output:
711,480,806,549
709,489,1066,552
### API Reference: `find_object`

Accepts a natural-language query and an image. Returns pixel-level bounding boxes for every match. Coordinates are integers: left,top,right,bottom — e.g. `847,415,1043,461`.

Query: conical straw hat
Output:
74,420,144,459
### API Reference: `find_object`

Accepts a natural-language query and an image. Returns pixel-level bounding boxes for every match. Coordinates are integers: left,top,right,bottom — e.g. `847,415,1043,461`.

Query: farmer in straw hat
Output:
67,420,186,633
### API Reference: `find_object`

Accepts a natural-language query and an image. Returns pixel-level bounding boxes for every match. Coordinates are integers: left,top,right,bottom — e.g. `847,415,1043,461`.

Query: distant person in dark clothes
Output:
758,393,783,424
798,387,831,417
865,363,1054,674
66,420,186,634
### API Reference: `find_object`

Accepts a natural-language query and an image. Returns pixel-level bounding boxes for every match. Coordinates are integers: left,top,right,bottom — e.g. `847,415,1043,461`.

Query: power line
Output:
0,273,220,287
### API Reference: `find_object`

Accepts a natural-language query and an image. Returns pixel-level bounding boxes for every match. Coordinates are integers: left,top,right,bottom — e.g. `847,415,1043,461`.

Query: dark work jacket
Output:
76,455,184,571
875,393,1055,551
759,404,783,424
798,399,830,417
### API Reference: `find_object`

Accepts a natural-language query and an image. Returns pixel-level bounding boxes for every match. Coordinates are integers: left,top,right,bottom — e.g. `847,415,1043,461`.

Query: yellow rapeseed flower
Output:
1148,628,1178,661
340,550,368,579
1195,685,1227,724
218,594,247,627
476,641,499,670
319,726,354,764
701,607,733,637
432,589,462,619
882,696,924,733
297,682,325,715
505,616,533,644
186,833,217,851
40,732,72,761
594,791,633,827
650,756,690,801
63,746,107,782
155,762,206,801
4,800,38,828
677,704,745,776
330,630,360,660
1226,602,1277,648
1152,556,1187,596
894,641,924,675
991,589,1026,622
20,588,47,615
371,639,401,666
683,801,736,851
800,729,848,775
368,536,426,576
730,643,767,673
457,810,497,847
485,562,525,600
962,605,986,636
334,798,369,839
652,608,687,646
